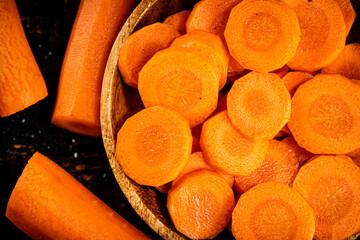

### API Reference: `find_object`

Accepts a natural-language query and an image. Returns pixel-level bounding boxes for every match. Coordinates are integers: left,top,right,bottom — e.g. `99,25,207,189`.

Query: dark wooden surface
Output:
0,0,161,239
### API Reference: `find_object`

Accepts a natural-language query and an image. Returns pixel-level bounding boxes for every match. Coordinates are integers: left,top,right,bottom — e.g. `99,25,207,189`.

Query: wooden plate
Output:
100,0,360,239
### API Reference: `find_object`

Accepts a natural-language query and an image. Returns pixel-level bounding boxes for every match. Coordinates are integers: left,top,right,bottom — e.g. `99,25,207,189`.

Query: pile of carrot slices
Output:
116,0,360,239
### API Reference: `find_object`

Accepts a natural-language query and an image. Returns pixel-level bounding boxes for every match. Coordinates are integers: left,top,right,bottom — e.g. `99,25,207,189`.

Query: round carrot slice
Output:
234,140,299,194
167,169,235,239
232,181,315,240
288,73,360,154
283,0,346,72
138,46,220,128
163,10,191,35
200,111,269,176
115,106,192,187
224,0,301,72
227,71,291,140
171,30,229,90
293,155,360,239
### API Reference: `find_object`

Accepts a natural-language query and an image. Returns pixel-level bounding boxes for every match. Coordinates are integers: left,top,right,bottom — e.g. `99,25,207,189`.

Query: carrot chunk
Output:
115,106,192,187
282,71,315,97
293,155,360,239
138,46,220,128
337,0,356,36
171,30,229,90
224,0,301,72
0,0,48,117
200,111,269,176
282,136,315,166
234,140,299,194
163,10,191,35
283,0,347,71
118,22,181,88
167,169,235,239
227,71,291,140
288,73,360,154
232,182,315,240
322,43,360,80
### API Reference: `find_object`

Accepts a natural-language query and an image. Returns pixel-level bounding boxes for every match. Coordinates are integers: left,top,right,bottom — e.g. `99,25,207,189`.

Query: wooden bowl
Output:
100,0,360,239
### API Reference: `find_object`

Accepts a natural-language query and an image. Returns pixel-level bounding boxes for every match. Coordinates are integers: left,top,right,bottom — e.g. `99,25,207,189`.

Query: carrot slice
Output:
0,0,48,117
227,71,291,140
200,111,269,176
172,151,234,187
282,71,315,97
322,43,360,80
138,46,220,128
167,169,235,239
337,0,356,36
288,73,360,154
170,30,229,90
115,106,192,187
118,22,181,88
293,155,360,239
232,182,315,240
283,0,346,72
5,152,150,240
234,140,299,194
282,136,315,166
271,65,290,78
163,10,191,35
224,0,301,72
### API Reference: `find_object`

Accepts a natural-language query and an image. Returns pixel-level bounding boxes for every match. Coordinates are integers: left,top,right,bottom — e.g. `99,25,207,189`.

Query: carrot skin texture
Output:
6,152,150,240
51,0,139,137
0,0,48,117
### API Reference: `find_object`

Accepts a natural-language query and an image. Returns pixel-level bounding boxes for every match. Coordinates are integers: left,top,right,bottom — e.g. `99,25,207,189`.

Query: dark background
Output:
0,0,161,239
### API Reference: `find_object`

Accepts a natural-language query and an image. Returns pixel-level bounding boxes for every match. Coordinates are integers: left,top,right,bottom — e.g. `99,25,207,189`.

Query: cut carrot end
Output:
232,182,315,240
167,169,235,239
163,10,191,35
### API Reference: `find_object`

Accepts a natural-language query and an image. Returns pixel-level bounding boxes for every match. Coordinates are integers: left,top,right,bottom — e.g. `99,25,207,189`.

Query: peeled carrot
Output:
51,0,138,137
224,0,301,73
233,139,299,194
288,73,360,154
138,46,220,128
282,71,315,97
167,169,235,239
337,0,356,36
0,0,48,117
232,182,315,240
227,71,291,140
172,151,234,187
283,0,347,72
322,43,360,80
115,106,192,187
293,155,360,239
200,111,269,176
6,152,150,240
163,10,191,35
170,30,229,90
118,22,181,88
282,136,315,166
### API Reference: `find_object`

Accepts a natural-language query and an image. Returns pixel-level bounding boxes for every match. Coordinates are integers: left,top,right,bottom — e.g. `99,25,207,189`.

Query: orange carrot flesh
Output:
227,71,291,140
224,0,301,73
283,0,347,72
282,136,315,166
271,65,290,78
322,43,360,80
51,0,138,137
163,10,191,35
172,151,234,187
348,147,360,162
293,155,360,239
118,22,181,88
115,106,192,187
167,169,235,239
337,0,356,36
200,111,269,176
282,71,315,97
138,46,220,128
234,140,299,194
0,0,48,117
170,30,230,90
288,73,360,154
232,182,315,240
5,152,150,240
